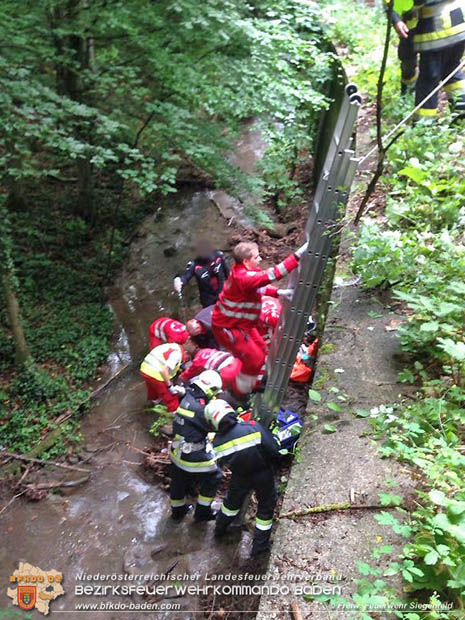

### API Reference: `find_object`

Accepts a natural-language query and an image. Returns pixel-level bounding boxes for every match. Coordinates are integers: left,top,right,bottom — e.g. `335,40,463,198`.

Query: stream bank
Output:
0,123,312,619
1,38,346,620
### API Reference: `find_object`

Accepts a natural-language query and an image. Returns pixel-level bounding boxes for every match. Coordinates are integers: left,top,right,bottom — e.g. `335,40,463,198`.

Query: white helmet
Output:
204,399,235,430
192,370,222,399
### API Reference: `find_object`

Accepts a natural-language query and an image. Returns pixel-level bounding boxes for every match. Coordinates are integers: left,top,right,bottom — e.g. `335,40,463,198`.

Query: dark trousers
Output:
216,468,277,555
415,41,465,115
398,34,418,90
170,464,222,519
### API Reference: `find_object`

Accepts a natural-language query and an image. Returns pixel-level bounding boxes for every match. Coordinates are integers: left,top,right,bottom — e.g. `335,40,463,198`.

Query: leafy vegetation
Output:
0,190,150,456
0,0,333,456
321,0,465,616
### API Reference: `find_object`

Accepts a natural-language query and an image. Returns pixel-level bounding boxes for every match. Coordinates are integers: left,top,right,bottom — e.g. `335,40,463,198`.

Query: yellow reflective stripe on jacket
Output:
177,406,195,418
140,361,163,381
170,450,217,473
214,431,261,457
415,21,465,43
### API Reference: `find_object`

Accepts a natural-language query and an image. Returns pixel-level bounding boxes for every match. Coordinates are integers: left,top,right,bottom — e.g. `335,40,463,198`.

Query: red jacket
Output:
149,318,188,345
212,253,298,330
179,348,236,382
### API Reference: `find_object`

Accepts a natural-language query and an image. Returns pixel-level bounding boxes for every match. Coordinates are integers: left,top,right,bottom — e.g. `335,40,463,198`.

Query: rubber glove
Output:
169,385,185,396
277,288,294,300
295,241,308,258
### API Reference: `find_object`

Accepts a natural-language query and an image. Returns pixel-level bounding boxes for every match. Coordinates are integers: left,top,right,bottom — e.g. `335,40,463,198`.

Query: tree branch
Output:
0,452,91,474
279,502,398,520
353,0,395,226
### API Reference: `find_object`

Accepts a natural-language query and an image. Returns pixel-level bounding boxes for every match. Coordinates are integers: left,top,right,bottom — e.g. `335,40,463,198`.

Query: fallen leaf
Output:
385,319,402,332
323,423,337,434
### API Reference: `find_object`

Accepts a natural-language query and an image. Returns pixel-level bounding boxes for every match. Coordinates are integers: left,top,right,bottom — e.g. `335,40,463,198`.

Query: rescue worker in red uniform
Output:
179,348,242,391
211,240,307,395
148,317,189,350
173,239,230,307
204,399,282,557
140,343,185,413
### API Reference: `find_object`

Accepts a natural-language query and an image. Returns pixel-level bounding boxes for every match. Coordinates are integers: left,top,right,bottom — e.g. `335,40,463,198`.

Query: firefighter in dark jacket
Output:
412,0,465,118
204,399,281,557
174,239,230,307
169,370,223,522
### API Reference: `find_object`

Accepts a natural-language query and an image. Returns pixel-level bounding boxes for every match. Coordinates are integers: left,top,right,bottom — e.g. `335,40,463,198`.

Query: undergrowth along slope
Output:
320,1,465,617
0,0,334,458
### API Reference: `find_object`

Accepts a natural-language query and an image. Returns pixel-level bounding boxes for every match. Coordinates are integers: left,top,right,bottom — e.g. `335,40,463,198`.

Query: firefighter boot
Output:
214,512,231,538
194,504,218,523
171,504,193,522
251,528,272,557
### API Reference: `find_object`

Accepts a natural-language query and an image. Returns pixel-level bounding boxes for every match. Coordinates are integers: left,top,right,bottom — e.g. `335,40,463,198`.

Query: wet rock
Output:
266,223,297,239
150,544,168,559
123,554,147,579
83,445,100,453
149,555,190,582
67,455,80,464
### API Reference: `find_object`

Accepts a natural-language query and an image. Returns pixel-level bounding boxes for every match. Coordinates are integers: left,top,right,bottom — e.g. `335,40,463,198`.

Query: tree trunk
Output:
48,0,95,220
1,274,31,366
76,156,93,221
0,202,32,367
6,143,27,211
8,176,27,211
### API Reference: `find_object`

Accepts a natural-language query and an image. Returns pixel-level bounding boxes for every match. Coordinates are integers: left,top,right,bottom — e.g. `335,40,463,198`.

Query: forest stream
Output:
1,124,268,620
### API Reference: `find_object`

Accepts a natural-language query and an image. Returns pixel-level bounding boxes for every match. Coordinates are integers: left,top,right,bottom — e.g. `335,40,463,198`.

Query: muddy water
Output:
0,127,266,619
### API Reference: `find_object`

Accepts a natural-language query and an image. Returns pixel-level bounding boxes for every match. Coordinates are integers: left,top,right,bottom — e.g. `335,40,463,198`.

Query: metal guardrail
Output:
255,84,362,426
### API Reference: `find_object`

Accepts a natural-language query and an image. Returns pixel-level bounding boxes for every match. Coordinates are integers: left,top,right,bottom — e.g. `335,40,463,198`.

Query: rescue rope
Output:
358,57,465,166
